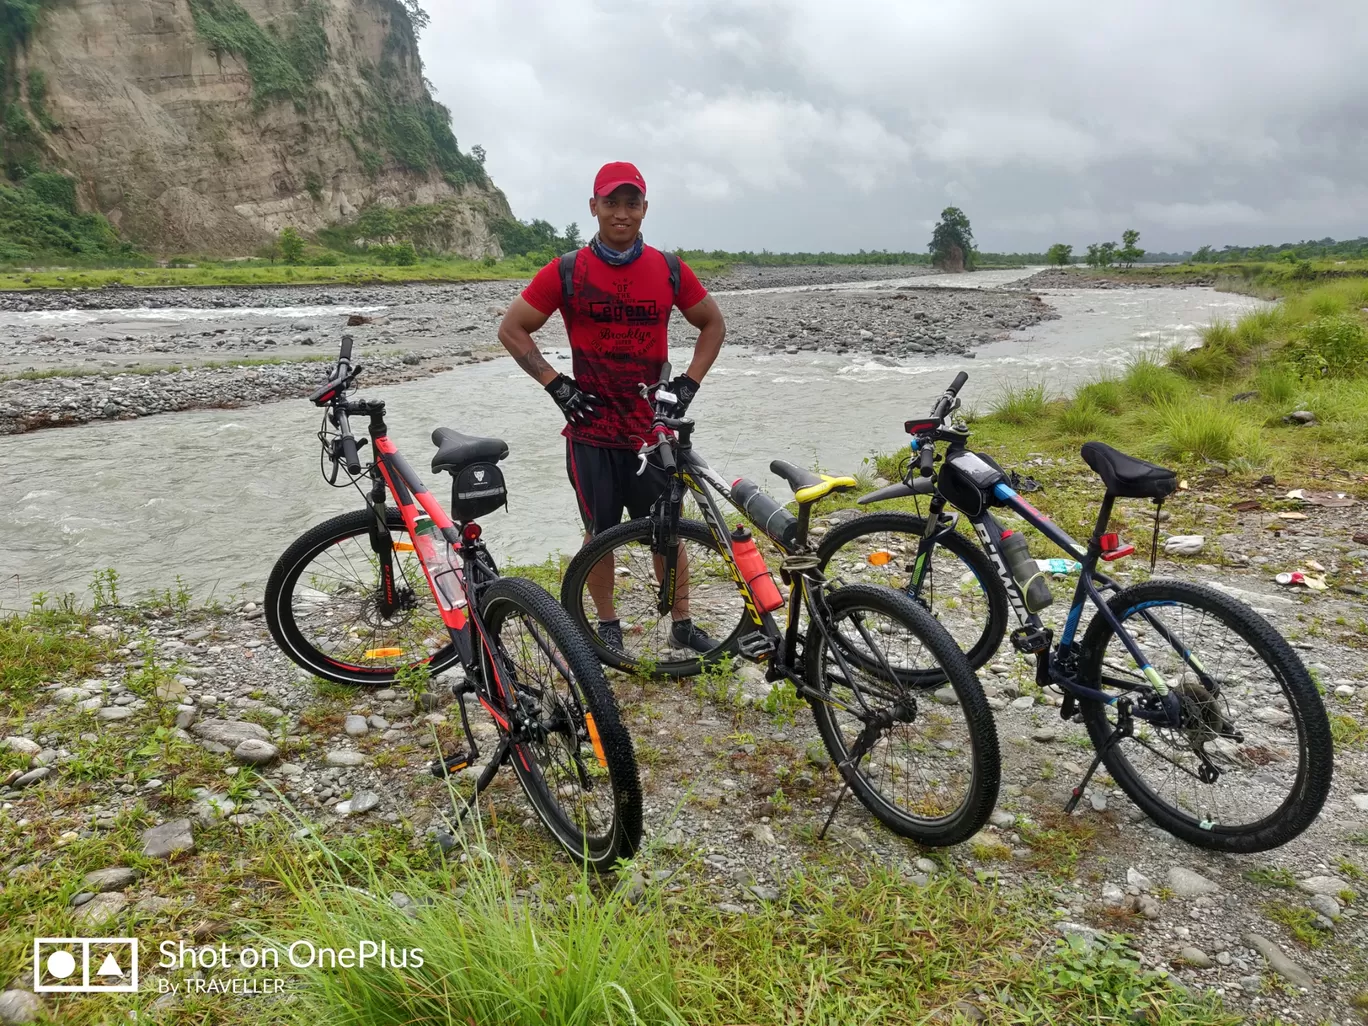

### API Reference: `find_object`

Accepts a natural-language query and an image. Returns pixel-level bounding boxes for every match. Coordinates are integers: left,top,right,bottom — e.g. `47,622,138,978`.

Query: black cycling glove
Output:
663,373,701,416
545,374,603,426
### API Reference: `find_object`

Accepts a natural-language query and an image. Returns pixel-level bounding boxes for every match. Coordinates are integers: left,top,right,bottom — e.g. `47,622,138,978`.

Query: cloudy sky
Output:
420,0,1368,254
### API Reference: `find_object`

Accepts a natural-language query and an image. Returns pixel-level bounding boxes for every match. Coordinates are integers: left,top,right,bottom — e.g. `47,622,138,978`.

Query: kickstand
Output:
432,735,511,847
1063,720,1128,814
817,718,882,841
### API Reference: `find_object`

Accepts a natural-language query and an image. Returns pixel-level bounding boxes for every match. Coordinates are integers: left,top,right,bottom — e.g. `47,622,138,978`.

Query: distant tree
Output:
1084,243,1101,268
393,0,430,31
279,226,305,265
1191,245,1214,264
1118,229,1144,268
563,222,582,249
471,144,486,167
929,207,975,271
1098,241,1117,268
1046,243,1073,266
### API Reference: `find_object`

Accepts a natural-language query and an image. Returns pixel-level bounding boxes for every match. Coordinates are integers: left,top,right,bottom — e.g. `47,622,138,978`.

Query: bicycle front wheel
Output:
1078,580,1333,853
806,582,1000,846
560,517,751,677
265,509,459,686
481,577,642,871
816,511,1007,680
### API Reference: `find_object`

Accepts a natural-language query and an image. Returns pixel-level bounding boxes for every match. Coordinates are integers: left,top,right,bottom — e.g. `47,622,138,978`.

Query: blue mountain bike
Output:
818,372,1333,852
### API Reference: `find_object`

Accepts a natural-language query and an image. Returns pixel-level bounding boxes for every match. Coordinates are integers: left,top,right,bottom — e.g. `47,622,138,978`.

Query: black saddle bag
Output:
451,462,507,521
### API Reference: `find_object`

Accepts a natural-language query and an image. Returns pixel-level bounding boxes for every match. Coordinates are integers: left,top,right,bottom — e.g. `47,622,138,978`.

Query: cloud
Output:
419,0,1368,252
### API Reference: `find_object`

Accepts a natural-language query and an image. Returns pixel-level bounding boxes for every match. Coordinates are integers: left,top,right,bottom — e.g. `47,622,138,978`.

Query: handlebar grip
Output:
657,360,672,385
918,444,935,478
656,443,676,472
339,336,353,363
948,371,968,395
341,434,361,476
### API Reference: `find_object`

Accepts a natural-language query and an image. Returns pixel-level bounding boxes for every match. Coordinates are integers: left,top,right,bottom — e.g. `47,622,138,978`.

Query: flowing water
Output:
0,274,1266,606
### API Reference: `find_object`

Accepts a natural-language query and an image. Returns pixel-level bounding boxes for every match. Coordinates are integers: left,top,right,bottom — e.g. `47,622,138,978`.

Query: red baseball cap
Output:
593,161,647,197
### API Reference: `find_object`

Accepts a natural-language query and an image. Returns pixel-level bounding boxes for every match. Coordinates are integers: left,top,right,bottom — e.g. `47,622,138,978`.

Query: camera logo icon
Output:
34,938,139,993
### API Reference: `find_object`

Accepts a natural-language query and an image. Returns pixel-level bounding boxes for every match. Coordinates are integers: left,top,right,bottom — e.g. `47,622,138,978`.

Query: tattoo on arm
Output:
513,347,554,381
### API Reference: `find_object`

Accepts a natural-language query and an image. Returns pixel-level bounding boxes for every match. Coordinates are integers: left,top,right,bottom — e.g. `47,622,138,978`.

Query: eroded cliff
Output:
3,0,508,256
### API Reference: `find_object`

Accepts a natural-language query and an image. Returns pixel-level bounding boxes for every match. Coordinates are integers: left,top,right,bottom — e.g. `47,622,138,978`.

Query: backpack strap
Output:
662,251,681,295
558,249,581,302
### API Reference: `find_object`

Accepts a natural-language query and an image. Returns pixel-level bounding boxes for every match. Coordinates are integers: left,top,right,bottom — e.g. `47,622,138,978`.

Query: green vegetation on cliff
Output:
186,0,329,110
0,174,128,261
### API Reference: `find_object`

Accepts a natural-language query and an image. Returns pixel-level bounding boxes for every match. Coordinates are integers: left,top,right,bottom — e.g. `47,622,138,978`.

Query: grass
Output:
0,354,333,383
0,601,115,714
966,277,1368,478
1264,902,1325,949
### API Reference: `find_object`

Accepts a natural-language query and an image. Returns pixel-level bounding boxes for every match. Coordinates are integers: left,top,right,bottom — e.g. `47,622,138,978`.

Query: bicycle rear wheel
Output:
816,511,1007,682
806,582,1000,846
265,508,458,686
1078,580,1333,853
481,577,642,871
560,517,751,677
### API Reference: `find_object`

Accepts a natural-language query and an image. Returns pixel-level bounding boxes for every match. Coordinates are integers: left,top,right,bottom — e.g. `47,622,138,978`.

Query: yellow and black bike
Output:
560,365,1000,845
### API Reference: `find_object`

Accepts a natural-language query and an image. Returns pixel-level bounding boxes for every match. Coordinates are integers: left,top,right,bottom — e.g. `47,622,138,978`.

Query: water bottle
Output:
729,525,785,613
413,515,466,611
730,478,800,550
1000,529,1052,612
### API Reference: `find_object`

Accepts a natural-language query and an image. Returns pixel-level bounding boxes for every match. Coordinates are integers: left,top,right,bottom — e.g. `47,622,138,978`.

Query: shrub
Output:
23,170,75,212
1254,363,1298,406
988,381,1049,425
278,226,305,264
1282,315,1368,379
304,171,323,202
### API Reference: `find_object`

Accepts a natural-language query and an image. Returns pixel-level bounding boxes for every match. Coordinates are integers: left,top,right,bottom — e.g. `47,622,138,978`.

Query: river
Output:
0,272,1265,608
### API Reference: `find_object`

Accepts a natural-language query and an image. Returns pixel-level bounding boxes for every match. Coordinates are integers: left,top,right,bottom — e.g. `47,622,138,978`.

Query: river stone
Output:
1351,794,1368,812
191,719,270,746
96,706,132,722
1010,696,1035,711
73,891,128,928
1307,893,1341,920
1,737,40,756
344,715,369,736
1127,867,1152,891
1297,875,1352,897
13,768,51,788
83,867,140,892
1244,932,1314,989
142,819,195,859
1178,946,1213,968
336,790,380,816
0,990,42,1024
1163,535,1204,556
326,750,369,767
1166,867,1220,897
233,739,279,766
933,687,959,705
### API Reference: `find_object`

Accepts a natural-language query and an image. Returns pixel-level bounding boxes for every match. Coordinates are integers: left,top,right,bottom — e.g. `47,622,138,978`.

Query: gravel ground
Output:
4,480,1365,1022
703,263,941,291
1015,268,1199,290
0,269,1057,435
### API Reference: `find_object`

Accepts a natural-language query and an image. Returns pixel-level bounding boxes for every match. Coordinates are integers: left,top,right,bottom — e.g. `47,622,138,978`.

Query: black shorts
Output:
565,440,668,534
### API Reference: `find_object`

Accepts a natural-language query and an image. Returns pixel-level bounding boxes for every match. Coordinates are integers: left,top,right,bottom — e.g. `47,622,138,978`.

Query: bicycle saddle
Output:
1080,442,1177,500
770,460,858,505
431,427,508,475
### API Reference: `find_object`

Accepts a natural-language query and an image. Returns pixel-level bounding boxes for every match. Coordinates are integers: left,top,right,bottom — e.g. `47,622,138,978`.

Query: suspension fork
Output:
908,493,949,597
366,467,402,618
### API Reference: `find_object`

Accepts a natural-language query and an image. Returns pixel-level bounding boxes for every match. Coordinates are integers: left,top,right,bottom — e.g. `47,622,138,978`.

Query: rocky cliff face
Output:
10,0,509,256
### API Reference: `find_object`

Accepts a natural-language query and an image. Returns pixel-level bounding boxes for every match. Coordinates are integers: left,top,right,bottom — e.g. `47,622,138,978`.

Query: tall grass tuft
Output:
1056,397,1106,438
1155,401,1266,464
1074,375,1125,414
1282,315,1368,379
1253,363,1298,407
1122,354,1187,405
277,830,684,1025
988,381,1049,424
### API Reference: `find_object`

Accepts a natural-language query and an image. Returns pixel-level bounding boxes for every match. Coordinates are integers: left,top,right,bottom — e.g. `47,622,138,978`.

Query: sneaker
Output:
597,619,625,653
670,618,719,654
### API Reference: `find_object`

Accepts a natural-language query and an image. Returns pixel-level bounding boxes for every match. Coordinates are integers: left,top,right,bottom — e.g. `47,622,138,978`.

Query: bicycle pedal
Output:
736,631,775,659
429,750,474,778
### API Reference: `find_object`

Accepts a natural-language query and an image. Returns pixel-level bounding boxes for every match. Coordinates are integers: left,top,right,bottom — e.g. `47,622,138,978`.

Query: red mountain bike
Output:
264,338,641,869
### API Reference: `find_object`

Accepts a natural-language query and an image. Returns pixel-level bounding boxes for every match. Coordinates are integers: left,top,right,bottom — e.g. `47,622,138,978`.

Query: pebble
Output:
1334,685,1356,698
141,819,195,859
190,719,270,746
325,750,369,767
748,884,782,902
368,714,390,730
0,737,40,756
83,867,140,892
915,857,938,875
1350,794,1368,812
344,715,369,736
1252,707,1291,726
1244,932,1314,989
1178,946,1213,968
1010,696,1035,711
13,768,51,788
748,823,778,847
1307,893,1340,920
233,739,279,766
0,990,42,1024
1297,875,1352,897
988,811,1016,828
1088,792,1107,812
933,687,959,705
336,790,380,816
1165,867,1220,897
72,891,128,927
1126,867,1152,891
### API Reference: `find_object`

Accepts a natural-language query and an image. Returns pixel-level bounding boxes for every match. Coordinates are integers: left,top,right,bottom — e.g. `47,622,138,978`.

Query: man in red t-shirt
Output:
498,161,726,654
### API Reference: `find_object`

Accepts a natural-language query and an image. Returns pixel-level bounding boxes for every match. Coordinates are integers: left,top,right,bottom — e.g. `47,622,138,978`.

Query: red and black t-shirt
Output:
522,245,708,449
